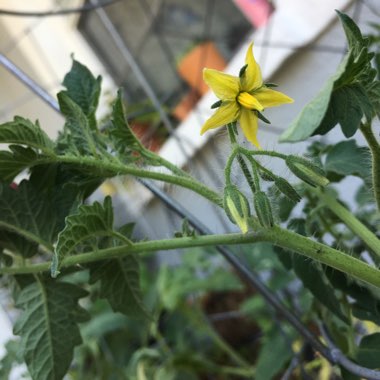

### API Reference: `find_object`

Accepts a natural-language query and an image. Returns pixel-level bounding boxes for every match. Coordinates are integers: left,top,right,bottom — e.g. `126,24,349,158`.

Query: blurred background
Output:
0,0,379,378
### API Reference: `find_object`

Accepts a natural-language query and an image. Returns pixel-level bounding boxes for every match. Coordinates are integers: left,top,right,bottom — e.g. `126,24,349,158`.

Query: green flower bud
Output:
274,177,301,203
223,185,251,234
286,156,329,187
254,191,274,228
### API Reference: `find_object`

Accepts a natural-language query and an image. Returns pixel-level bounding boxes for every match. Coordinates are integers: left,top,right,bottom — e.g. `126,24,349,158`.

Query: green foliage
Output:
13,276,89,380
254,328,293,380
356,333,380,369
52,197,131,277
281,11,380,142
325,140,370,180
62,59,101,131
0,180,72,253
89,255,151,320
0,117,54,152
0,115,55,182
109,90,144,155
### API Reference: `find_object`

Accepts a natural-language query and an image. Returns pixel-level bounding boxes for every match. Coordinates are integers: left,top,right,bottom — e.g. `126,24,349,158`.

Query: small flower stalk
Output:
201,43,293,148
286,156,329,188
223,185,251,233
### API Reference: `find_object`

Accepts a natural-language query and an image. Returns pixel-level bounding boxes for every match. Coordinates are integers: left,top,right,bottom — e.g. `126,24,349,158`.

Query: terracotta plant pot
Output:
172,89,200,121
131,122,165,153
177,41,226,96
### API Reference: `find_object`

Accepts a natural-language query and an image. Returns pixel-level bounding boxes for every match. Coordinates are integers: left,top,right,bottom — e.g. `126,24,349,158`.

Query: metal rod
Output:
0,54,60,113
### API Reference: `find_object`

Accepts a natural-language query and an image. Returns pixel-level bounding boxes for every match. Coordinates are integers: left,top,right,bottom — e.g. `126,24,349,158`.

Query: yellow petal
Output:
238,92,264,111
239,108,261,148
203,68,240,101
201,101,240,135
254,87,294,109
240,42,263,92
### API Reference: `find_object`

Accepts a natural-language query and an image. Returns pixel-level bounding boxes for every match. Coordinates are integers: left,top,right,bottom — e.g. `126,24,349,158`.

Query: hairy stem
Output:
360,123,380,211
316,190,380,259
2,227,380,288
52,155,222,207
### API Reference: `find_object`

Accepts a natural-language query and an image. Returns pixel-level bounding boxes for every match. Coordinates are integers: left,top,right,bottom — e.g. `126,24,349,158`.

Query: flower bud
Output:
274,177,301,203
286,156,329,187
223,185,251,234
254,191,274,228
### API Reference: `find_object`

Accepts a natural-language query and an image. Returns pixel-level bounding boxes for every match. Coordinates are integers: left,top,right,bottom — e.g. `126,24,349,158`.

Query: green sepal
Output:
239,64,248,77
264,82,278,88
256,111,271,124
211,100,222,109
254,191,274,228
274,177,301,203
258,169,276,182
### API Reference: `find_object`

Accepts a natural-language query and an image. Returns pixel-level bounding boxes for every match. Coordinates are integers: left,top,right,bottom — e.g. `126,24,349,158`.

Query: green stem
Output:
142,150,192,178
51,155,222,207
316,190,380,259
360,123,380,211
238,147,288,160
2,227,380,288
224,148,239,185
226,124,257,193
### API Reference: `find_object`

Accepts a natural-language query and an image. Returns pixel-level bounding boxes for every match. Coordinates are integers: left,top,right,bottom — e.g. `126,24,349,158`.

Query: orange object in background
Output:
172,90,200,121
177,41,226,96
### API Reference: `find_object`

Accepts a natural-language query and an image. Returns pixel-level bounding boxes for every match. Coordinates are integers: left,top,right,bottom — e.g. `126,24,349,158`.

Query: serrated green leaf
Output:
356,333,380,369
0,181,64,252
89,255,151,320
325,268,380,324
13,276,89,380
0,229,38,258
255,328,292,380
0,117,55,152
109,90,144,154
81,311,128,339
280,13,376,142
325,140,371,181
0,145,39,182
336,10,365,55
52,197,131,277
292,257,349,324
367,80,380,118
62,59,101,131
314,83,372,137
57,92,99,156
279,54,349,142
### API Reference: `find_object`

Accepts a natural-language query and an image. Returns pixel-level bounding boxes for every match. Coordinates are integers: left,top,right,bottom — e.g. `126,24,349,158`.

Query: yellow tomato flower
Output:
201,43,294,148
